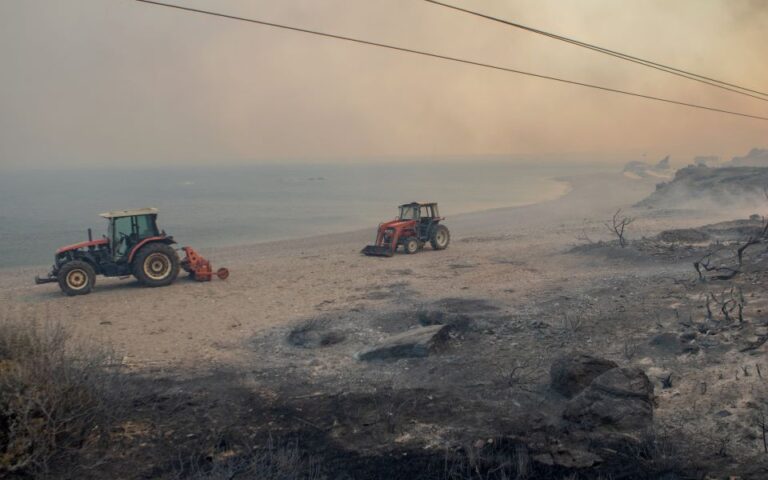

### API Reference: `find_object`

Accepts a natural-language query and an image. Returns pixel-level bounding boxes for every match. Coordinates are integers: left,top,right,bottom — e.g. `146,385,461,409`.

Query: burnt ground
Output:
53,216,768,479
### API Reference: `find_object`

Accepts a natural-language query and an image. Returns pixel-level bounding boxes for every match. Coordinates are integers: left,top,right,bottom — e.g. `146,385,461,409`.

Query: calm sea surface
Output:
0,161,609,268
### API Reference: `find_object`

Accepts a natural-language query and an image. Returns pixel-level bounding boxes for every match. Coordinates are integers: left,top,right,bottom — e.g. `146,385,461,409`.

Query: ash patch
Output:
385,268,413,276
434,297,500,314
243,274,743,478
459,234,518,243
352,282,417,301
657,218,764,244
656,228,710,244
448,263,475,270
570,216,767,267
250,295,525,397
568,241,666,265
287,317,346,348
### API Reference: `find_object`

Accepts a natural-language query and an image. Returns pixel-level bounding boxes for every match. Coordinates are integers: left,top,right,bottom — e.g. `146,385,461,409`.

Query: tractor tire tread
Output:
57,260,96,296
430,225,450,250
132,243,180,287
404,237,419,254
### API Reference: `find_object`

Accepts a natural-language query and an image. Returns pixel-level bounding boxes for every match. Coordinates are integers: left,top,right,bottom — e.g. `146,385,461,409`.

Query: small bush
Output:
0,320,123,477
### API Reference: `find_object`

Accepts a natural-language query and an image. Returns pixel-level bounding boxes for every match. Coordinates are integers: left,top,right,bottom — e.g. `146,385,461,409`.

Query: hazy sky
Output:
1,0,767,168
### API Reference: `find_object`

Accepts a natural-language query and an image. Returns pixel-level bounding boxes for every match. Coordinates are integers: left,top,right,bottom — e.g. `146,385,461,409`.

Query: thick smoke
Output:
0,0,766,168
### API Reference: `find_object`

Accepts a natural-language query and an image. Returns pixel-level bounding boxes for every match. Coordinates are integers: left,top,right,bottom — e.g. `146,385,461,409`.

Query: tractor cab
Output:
101,208,164,261
398,202,441,238
397,202,440,222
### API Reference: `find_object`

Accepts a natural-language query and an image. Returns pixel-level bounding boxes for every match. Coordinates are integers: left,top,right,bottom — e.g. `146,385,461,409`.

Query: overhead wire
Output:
132,0,768,122
423,0,768,102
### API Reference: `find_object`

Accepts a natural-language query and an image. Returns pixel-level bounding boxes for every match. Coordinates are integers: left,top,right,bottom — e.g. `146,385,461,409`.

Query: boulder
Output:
357,325,451,361
550,354,618,398
563,367,654,431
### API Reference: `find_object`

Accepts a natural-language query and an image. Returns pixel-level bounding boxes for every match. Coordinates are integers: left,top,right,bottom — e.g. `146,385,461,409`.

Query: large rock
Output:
563,367,654,431
357,325,450,361
550,354,618,398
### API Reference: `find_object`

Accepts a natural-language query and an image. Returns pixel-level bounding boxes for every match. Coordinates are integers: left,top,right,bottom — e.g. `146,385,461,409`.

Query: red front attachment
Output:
181,246,229,281
361,220,417,257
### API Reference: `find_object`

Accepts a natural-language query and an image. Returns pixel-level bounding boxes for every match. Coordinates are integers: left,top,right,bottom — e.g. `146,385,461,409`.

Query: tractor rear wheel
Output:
132,243,180,287
58,260,96,296
430,225,450,250
404,237,419,254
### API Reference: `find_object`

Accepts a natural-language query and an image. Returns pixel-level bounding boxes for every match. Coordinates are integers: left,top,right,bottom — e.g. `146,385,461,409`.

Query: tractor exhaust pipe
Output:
88,228,92,242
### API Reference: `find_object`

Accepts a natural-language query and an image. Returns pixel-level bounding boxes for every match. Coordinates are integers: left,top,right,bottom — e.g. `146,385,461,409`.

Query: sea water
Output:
0,160,608,268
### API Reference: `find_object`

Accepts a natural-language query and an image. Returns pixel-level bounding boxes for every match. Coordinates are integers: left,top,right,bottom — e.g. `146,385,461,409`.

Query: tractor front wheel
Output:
404,237,420,254
132,243,180,287
58,260,96,296
430,225,450,250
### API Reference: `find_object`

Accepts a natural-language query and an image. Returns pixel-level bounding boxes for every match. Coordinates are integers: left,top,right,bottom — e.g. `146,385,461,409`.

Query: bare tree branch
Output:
605,209,634,248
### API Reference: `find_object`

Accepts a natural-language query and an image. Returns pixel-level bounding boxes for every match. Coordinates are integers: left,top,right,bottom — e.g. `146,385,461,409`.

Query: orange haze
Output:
1,0,766,168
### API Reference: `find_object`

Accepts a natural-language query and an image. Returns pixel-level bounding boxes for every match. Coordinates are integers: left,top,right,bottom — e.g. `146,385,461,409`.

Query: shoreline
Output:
1,175,576,271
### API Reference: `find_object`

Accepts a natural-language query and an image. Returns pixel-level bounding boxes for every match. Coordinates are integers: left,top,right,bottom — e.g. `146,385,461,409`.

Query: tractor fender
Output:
76,254,102,275
127,236,176,264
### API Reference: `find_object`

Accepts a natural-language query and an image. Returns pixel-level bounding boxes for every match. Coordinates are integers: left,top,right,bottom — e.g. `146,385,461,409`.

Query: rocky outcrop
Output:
727,148,768,167
562,367,654,431
357,325,451,361
637,165,768,208
622,156,672,178
694,155,720,167
550,354,618,398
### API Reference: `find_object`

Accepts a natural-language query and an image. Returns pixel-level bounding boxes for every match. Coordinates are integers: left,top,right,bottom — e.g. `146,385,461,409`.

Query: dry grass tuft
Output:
0,320,124,478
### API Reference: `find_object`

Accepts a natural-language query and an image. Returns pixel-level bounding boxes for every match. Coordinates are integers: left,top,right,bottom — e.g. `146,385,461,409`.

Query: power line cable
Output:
132,0,768,121
424,0,768,102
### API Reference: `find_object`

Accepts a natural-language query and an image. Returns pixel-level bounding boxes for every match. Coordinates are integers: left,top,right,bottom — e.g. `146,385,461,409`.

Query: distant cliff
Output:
637,165,768,208
727,148,768,167
622,155,672,178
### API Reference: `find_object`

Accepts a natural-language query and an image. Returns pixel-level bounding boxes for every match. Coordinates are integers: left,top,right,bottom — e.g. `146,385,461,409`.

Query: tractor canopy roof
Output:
399,202,438,208
99,207,159,219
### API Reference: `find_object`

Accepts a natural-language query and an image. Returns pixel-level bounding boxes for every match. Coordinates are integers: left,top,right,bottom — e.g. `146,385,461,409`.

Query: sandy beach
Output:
1,173,659,369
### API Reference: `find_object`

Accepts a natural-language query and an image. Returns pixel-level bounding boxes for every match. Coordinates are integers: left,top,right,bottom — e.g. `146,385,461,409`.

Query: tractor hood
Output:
378,219,415,230
56,238,108,254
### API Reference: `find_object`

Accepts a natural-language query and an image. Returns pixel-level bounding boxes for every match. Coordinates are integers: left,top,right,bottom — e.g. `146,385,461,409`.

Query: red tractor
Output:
362,202,450,257
34,208,227,296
